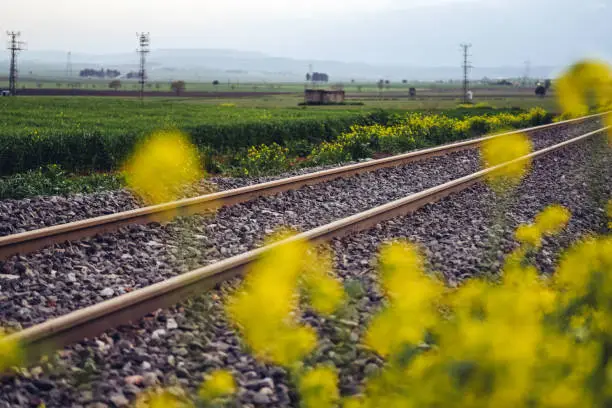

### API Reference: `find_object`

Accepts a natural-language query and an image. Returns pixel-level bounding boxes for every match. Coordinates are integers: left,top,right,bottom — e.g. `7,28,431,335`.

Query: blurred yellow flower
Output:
555,236,612,302
0,334,23,373
227,233,321,366
301,249,346,315
124,130,203,204
515,224,542,247
365,242,444,356
298,366,339,408
535,205,571,235
133,389,191,408
199,370,236,401
556,60,612,117
481,133,533,193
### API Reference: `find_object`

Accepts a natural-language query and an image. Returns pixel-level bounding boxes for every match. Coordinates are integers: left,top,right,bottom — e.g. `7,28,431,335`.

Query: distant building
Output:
1,90,11,96
304,89,345,105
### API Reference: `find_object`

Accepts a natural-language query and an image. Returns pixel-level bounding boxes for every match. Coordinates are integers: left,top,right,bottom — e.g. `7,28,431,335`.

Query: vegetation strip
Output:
5,125,608,368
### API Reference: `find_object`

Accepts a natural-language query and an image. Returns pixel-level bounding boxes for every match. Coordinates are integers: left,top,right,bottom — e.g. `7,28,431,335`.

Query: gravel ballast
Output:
0,122,601,330
0,129,610,407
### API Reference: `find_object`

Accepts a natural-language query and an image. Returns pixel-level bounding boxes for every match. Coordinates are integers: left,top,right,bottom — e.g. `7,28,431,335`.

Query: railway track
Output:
4,124,609,371
0,112,606,261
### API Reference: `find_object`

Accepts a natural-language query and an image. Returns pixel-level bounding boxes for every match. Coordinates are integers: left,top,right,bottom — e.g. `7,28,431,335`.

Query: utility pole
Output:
460,43,472,104
523,60,531,86
66,51,73,78
136,32,150,102
6,31,25,95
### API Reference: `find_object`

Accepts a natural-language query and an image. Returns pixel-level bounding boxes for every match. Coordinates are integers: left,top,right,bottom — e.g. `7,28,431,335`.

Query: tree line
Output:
306,72,329,82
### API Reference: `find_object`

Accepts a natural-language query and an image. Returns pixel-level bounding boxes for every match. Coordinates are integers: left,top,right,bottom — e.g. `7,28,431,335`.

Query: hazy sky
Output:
4,0,611,66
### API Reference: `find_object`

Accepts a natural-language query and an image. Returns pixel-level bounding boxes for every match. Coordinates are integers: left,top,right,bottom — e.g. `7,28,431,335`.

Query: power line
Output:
460,43,472,104
6,31,26,95
136,32,150,102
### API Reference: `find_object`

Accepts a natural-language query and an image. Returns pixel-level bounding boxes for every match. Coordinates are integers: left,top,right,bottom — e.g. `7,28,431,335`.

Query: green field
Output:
0,95,553,174
0,94,557,198
1,76,547,93
0,97,391,175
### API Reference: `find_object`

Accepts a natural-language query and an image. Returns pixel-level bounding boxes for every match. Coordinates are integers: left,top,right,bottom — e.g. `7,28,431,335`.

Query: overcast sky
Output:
3,0,611,66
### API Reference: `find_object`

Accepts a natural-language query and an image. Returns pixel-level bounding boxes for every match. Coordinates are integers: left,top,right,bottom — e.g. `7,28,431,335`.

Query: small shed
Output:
304,89,345,105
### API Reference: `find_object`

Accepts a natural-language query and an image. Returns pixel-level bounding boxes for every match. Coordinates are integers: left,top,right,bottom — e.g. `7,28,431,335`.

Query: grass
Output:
0,165,124,200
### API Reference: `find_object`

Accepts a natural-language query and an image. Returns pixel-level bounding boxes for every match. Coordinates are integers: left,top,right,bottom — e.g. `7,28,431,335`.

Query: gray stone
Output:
100,288,115,297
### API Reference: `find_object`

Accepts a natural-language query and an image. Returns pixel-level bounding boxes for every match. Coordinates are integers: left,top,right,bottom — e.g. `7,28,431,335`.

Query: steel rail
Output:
0,112,606,261
5,125,609,367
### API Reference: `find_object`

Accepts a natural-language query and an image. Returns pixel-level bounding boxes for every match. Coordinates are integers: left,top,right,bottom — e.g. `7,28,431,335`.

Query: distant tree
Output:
212,80,220,87
80,68,121,79
402,79,408,84
311,72,329,83
306,73,311,82
351,79,355,83
377,79,384,90
56,83,62,88
357,85,363,92
409,87,417,97
109,80,122,90
36,83,43,89
535,85,547,97
171,80,186,95
544,79,552,90
155,83,161,89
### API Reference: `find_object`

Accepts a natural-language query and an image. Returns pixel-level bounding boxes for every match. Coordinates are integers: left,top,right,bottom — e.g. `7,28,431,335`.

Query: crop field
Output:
0,96,389,175
0,95,553,181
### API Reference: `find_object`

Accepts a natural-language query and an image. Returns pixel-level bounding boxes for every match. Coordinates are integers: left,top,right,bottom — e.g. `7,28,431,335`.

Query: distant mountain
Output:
4,48,561,82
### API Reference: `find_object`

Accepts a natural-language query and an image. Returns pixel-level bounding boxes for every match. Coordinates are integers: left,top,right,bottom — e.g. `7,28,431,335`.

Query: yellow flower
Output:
515,224,542,247
124,130,203,204
301,249,346,315
554,236,612,301
481,133,533,193
133,389,191,408
534,205,571,235
365,242,443,356
198,370,236,401
378,241,442,305
556,60,612,117
342,396,364,408
0,334,23,372
226,233,318,366
298,366,339,408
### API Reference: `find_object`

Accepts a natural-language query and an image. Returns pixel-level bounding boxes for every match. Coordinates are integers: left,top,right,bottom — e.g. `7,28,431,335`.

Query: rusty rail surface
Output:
0,112,606,261
6,125,609,366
